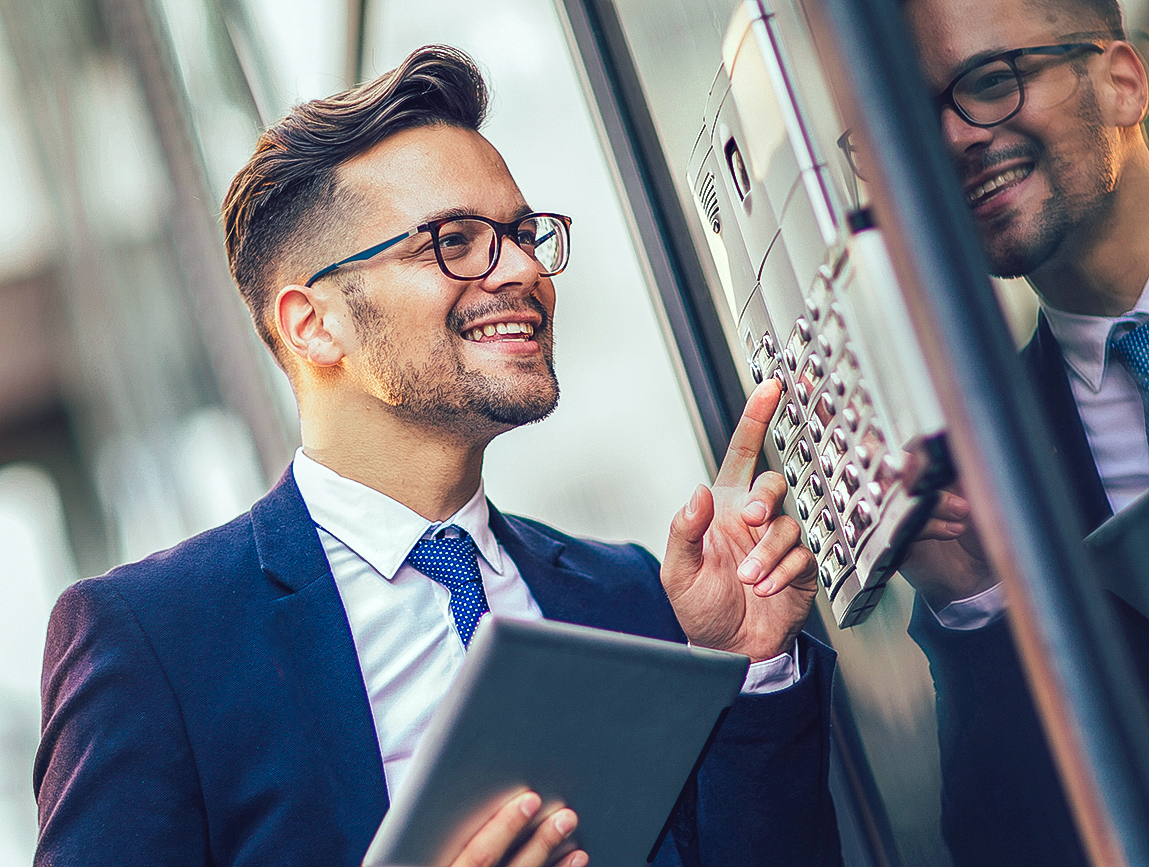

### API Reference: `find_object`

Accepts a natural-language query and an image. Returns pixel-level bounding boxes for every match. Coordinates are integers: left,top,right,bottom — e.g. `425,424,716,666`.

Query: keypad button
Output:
784,349,798,371
805,296,821,321
842,407,859,431
820,508,835,532
819,565,833,588
810,474,825,497
750,360,763,383
844,464,860,493
830,373,846,396
831,429,848,454
798,440,813,463
772,428,787,451
795,317,812,343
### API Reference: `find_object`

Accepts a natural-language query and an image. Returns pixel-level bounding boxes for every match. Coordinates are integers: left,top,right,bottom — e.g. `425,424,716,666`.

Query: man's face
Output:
330,124,559,436
905,0,1119,277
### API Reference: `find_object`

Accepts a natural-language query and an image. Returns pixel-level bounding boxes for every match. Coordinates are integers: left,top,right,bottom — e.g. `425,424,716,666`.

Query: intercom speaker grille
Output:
698,171,721,234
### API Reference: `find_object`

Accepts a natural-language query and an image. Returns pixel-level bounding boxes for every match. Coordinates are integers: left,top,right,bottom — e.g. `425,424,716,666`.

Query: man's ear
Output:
1100,41,1149,128
274,284,351,369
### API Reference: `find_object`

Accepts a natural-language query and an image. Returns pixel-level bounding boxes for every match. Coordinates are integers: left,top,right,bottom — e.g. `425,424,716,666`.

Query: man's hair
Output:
221,45,489,361
1059,0,1126,37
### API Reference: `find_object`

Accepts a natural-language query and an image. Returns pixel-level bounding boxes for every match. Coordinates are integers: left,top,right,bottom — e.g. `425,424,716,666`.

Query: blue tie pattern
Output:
406,527,490,647
1111,321,1149,434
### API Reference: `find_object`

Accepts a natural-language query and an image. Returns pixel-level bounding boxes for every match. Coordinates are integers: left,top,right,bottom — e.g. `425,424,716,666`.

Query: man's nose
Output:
939,105,995,155
479,234,542,292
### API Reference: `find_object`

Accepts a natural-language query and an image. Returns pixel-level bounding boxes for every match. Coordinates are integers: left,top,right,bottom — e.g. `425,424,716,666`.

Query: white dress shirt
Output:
291,449,796,797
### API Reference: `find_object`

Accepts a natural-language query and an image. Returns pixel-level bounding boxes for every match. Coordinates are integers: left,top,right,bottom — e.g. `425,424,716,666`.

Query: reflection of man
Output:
900,0,1149,863
34,46,841,867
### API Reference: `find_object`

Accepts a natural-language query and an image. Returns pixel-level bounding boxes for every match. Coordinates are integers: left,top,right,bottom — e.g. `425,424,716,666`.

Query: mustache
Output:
959,142,1039,180
447,295,550,333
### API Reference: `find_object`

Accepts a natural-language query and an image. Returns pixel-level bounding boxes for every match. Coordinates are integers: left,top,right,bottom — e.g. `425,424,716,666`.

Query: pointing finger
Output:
715,380,783,491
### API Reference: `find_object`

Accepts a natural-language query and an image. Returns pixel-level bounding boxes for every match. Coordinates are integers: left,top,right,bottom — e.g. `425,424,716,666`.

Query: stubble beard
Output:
346,288,560,436
976,84,1117,278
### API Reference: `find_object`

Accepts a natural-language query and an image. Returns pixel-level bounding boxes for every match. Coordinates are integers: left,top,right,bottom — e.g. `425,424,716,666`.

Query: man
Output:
34,46,841,866
898,0,1149,863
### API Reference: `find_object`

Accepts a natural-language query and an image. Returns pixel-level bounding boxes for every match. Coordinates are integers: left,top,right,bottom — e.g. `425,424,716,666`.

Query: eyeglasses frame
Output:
935,42,1107,128
305,211,573,288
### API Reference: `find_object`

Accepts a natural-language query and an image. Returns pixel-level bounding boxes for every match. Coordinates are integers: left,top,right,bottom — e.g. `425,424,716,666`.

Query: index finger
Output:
714,378,784,490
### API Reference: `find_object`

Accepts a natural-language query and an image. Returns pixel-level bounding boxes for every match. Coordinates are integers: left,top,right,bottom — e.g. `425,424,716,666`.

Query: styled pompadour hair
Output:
221,45,489,360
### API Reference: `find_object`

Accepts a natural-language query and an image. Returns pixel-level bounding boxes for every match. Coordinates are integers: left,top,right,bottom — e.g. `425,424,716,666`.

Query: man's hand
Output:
899,487,997,611
662,379,818,662
446,791,586,867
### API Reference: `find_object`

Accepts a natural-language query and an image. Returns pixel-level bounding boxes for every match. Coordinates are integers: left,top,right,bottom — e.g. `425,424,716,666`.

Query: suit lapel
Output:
488,504,618,628
1023,315,1113,531
250,470,389,839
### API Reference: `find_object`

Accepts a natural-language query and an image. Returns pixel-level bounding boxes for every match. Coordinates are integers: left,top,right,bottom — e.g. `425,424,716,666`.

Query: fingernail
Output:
519,792,541,817
744,501,767,522
756,578,776,596
554,811,577,837
570,853,589,867
686,485,704,518
737,557,760,581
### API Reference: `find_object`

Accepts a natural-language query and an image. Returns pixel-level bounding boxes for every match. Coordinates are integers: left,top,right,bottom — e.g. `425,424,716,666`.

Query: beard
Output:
969,83,1117,278
344,286,560,434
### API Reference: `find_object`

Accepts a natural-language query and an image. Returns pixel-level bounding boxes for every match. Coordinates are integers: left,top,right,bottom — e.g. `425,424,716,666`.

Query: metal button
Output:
798,440,812,463
844,522,858,547
786,403,800,426
844,464,860,493
867,481,885,505
854,500,874,529
796,382,810,406
772,428,787,451
808,533,823,555
820,509,834,532
795,317,812,343
808,355,825,377
785,464,799,486
805,296,820,321
772,369,787,392
809,416,825,442
749,360,763,383
831,429,848,454
842,407,859,431
810,474,824,497
833,543,847,566
820,454,835,477
819,565,833,588
856,445,872,469
797,499,810,520
831,490,847,513
817,335,832,358
830,373,846,396
784,348,798,371
818,393,835,417
761,332,776,357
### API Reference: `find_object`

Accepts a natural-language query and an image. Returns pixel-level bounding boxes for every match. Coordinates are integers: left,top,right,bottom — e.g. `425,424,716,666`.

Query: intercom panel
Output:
688,0,952,626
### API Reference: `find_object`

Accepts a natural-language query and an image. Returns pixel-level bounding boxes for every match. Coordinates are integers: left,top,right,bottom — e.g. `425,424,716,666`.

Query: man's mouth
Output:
461,320,537,342
966,164,1033,207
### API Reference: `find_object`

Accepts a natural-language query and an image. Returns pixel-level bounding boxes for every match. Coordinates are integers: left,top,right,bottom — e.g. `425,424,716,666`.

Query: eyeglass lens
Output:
436,215,568,280
951,48,1093,126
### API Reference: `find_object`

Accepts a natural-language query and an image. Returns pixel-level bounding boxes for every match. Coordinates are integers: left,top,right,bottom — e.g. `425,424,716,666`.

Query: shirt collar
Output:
1041,279,1149,393
291,448,504,580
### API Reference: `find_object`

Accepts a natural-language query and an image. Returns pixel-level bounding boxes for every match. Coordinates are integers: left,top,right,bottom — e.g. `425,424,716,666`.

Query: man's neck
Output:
1030,146,1149,317
298,391,493,522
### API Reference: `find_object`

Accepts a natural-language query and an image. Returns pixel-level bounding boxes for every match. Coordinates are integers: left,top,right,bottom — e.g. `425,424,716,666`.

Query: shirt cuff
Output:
740,641,800,694
932,582,1008,630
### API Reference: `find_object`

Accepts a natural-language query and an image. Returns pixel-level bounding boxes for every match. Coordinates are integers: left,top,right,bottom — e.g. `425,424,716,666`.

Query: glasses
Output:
935,42,1105,128
305,212,572,287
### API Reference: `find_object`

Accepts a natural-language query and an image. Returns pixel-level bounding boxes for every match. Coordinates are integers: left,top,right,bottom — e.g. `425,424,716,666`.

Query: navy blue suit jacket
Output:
909,315,1149,866
35,469,840,866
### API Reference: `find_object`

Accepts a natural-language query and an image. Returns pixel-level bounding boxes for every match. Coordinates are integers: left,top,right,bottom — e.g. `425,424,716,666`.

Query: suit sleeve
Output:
656,633,841,867
34,578,210,866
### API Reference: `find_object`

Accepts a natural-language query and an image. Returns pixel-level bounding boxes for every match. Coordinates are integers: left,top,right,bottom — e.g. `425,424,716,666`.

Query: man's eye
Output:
515,230,538,248
438,232,470,249
965,69,1017,99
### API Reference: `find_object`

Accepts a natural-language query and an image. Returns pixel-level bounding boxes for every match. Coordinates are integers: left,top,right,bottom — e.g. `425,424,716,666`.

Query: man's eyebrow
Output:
417,204,535,225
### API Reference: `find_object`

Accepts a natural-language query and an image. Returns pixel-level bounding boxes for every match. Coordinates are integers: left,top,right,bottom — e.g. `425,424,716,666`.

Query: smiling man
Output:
33,46,841,867
896,0,1149,864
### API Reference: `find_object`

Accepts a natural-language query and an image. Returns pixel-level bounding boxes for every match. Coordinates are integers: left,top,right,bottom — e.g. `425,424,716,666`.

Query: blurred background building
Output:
0,0,715,860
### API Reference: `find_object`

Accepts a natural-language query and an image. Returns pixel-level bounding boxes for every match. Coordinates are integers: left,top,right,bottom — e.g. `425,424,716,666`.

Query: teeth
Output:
968,166,1031,204
462,321,536,341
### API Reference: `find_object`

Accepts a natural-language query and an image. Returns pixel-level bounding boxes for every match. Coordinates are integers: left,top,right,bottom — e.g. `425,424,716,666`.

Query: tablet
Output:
362,616,750,867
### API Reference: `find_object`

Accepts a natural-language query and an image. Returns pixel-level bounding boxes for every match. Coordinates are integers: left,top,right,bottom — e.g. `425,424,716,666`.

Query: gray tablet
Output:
362,616,750,867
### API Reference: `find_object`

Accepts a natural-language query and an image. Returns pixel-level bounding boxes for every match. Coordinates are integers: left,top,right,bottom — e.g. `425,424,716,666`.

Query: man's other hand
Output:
662,379,818,662
899,487,997,611
446,791,586,867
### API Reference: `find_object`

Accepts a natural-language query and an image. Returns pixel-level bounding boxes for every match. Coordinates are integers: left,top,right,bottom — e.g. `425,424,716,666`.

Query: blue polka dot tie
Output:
406,527,490,647
1111,321,1149,434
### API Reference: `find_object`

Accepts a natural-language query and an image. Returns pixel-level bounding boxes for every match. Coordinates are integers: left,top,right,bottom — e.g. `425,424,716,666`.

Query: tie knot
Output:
1111,321,1149,384
407,528,481,592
